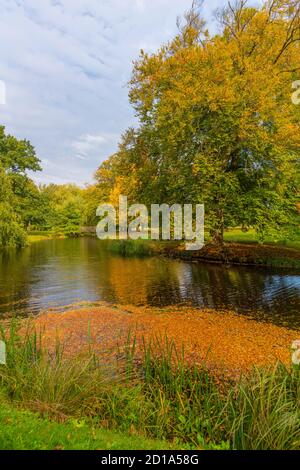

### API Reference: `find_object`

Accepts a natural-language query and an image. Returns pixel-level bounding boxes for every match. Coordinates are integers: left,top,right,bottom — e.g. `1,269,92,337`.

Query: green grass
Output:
28,235,51,243
226,366,300,450
27,228,300,257
27,230,66,244
100,230,300,265
224,228,300,251
224,229,258,244
0,322,299,450
0,403,170,450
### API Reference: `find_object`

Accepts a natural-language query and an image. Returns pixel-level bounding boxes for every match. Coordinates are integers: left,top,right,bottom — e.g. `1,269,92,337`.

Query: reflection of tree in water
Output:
256,274,300,327
0,239,300,328
0,248,32,316
80,239,192,307
32,238,107,307
176,263,300,327
188,264,271,309
143,260,191,306
103,256,185,306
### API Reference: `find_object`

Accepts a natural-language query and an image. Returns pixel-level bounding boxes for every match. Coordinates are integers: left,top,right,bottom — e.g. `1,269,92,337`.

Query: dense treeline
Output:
1,0,300,249
0,125,40,248
0,121,102,249
0,125,91,248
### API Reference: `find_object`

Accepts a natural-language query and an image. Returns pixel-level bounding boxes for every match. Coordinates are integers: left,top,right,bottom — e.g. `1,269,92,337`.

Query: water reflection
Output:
0,238,299,328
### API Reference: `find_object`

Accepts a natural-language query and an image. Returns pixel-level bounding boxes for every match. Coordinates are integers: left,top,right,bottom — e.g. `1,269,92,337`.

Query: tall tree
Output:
0,126,41,247
126,0,300,244
0,166,26,248
0,125,41,174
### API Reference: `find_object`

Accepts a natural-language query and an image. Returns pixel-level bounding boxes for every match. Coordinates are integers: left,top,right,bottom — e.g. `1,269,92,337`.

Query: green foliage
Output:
139,336,228,446
226,365,300,450
0,125,41,248
93,1,300,245
0,126,88,244
11,174,50,230
0,167,27,248
0,125,41,174
37,184,84,236
81,185,105,226
0,322,299,450
224,228,300,251
105,240,154,257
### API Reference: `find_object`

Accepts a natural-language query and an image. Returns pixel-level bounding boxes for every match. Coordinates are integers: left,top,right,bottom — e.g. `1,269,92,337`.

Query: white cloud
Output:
0,80,6,105
135,0,146,10
0,0,229,185
72,133,108,158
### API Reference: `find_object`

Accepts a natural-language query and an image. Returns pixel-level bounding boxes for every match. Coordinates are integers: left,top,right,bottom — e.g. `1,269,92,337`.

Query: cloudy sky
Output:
0,0,229,186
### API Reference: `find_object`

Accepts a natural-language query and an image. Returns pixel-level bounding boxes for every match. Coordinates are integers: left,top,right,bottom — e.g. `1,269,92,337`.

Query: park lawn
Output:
0,402,172,451
28,235,51,243
27,228,300,251
27,232,66,244
224,228,300,250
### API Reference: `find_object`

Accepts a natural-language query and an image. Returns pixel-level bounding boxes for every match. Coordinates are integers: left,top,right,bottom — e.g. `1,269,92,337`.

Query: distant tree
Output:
82,185,105,226
0,166,26,248
0,125,44,244
41,184,84,236
0,125,41,174
11,175,50,230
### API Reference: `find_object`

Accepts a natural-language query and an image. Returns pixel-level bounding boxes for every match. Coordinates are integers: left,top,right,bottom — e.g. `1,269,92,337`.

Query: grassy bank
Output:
26,228,300,267
28,234,51,243
98,231,300,268
27,230,66,244
98,238,300,268
0,402,170,450
172,241,300,268
224,228,300,251
0,319,299,450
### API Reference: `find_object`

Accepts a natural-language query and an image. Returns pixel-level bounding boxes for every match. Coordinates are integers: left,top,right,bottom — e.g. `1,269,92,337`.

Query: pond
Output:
0,238,299,328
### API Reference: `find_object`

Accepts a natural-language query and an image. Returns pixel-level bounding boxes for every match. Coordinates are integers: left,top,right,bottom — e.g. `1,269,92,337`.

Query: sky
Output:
0,0,229,186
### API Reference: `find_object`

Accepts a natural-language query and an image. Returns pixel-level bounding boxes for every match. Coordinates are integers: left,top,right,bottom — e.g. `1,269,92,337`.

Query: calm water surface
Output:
0,238,299,328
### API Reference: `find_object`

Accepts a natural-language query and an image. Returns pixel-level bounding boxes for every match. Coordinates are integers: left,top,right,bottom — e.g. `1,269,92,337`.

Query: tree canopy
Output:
1,1,299,248
95,0,300,243
0,126,41,247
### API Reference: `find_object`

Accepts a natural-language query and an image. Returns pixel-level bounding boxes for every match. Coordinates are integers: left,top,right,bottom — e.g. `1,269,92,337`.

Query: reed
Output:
104,240,154,257
0,321,299,450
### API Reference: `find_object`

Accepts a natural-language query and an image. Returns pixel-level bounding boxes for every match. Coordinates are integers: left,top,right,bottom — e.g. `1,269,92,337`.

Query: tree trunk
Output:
211,209,224,246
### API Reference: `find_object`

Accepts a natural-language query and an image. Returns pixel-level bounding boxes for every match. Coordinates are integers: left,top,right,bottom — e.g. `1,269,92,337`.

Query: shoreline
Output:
162,241,300,268
26,233,300,268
